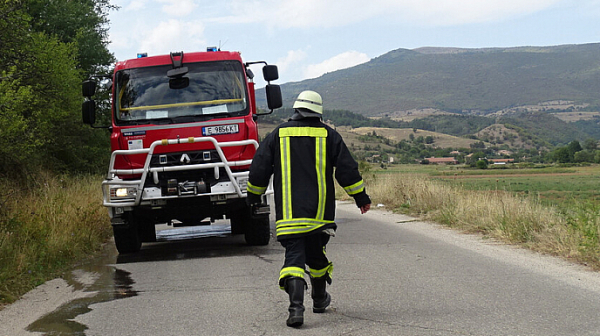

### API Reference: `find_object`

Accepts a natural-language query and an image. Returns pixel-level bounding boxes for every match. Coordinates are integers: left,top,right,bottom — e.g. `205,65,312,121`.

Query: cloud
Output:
138,20,206,55
276,49,308,74
393,0,564,26
215,0,562,28
157,0,198,17
303,51,370,79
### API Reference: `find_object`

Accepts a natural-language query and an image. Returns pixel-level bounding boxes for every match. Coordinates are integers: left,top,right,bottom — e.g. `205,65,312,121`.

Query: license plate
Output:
202,124,239,136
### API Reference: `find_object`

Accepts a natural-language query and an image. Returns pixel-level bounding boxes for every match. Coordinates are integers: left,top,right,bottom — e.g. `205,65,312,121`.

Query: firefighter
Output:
247,90,371,327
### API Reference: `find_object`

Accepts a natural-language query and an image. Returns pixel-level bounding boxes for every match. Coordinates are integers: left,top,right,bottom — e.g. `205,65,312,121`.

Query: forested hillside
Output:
0,0,114,175
262,108,590,146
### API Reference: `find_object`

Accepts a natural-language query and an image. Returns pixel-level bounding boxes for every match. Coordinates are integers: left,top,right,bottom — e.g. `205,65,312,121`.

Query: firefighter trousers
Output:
278,232,333,289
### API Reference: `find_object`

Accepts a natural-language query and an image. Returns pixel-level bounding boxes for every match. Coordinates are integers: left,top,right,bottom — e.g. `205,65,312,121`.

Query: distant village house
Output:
424,157,458,165
489,158,514,165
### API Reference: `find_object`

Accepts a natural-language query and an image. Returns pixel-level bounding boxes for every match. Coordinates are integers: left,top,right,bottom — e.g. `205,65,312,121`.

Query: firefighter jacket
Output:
247,117,370,241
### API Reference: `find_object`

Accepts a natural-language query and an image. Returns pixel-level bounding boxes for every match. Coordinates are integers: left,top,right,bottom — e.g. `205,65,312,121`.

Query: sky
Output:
107,0,600,86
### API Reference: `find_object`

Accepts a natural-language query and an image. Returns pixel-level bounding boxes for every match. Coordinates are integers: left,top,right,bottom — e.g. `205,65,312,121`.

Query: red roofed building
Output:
424,157,458,164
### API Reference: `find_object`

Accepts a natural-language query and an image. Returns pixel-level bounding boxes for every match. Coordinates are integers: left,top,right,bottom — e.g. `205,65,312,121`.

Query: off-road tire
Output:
113,216,142,254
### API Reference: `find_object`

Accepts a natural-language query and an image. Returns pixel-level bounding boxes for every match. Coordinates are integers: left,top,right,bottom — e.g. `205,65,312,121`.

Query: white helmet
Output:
293,90,323,117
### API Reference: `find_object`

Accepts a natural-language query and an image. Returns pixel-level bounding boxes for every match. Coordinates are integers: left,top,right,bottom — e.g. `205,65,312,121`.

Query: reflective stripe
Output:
280,137,292,220
343,179,365,195
278,126,328,224
246,182,266,195
279,127,327,138
276,218,334,236
296,98,322,106
309,262,333,279
280,267,306,279
315,137,326,220
279,267,306,289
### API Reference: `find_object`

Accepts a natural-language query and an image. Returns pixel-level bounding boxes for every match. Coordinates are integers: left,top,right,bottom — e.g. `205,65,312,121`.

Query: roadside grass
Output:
344,169,600,270
432,165,600,207
0,173,111,305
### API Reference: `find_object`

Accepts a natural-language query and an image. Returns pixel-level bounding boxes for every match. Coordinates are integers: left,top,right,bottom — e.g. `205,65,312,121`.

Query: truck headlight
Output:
110,187,137,199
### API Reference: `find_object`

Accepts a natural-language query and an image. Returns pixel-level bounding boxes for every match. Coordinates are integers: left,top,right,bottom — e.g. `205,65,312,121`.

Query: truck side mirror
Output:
266,84,282,110
262,65,279,82
82,100,96,125
82,80,97,97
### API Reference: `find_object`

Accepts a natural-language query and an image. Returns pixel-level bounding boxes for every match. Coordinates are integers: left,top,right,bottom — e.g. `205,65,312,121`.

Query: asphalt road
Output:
9,202,600,335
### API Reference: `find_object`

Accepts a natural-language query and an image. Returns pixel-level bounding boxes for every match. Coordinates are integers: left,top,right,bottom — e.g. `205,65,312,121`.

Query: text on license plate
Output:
202,124,239,136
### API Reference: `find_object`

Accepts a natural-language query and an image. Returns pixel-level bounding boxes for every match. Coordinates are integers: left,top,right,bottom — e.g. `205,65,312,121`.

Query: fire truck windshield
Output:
115,60,248,125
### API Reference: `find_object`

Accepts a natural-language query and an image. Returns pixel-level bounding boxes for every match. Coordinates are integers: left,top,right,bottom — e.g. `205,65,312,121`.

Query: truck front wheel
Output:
113,215,142,254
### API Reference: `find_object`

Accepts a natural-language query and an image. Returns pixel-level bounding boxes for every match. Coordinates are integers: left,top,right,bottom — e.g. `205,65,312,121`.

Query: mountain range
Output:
256,43,600,146
257,43,600,116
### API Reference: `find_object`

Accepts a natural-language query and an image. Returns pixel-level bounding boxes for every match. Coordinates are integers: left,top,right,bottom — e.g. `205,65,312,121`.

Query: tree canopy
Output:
0,0,115,175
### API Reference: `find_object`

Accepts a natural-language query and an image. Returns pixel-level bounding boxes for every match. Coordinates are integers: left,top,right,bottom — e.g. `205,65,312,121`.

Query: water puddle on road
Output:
25,224,276,335
26,244,138,335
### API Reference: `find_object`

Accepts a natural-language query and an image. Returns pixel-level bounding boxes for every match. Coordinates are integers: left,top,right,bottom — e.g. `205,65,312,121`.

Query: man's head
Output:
293,90,323,119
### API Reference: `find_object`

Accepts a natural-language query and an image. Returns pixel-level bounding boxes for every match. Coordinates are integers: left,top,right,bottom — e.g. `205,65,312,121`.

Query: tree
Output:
567,140,583,156
476,160,488,169
0,0,113,174
574,150,594,163
583,138,597,151
25,0,116,74
552,147,571,163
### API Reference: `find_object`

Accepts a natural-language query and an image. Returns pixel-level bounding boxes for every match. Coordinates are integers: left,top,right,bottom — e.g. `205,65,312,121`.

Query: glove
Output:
353,192,371,208
246,193,262,207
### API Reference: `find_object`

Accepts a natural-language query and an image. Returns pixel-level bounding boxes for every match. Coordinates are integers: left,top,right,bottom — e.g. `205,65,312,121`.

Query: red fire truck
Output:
82,49,282,253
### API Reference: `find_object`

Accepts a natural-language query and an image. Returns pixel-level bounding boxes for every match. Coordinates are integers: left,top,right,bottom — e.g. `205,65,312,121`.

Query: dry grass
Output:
0,173,111,304
339,172,600,270
344,126,482,148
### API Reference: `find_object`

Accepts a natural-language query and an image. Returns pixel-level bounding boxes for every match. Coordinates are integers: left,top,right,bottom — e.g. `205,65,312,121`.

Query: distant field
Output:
374,164,600,207
551,111,600,122
343,126,481,148
372,108,453,122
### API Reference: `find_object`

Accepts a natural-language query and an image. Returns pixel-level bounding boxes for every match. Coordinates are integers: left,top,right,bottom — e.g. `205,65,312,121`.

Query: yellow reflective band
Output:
279,127,327,138
279,267,306,289
188,137,195,143
275,218,334,236
247,182,267,195
161,139,168,146
344,179,365,195
280,137,292,220
315,137,326,220
309,262,333,279
279,267,305,280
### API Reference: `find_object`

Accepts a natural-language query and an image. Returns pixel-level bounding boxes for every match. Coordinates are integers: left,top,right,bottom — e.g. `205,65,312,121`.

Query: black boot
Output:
310,277,331,313
284,277,305,327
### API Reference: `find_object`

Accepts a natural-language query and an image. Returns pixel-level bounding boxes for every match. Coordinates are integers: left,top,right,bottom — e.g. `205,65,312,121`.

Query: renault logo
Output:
180,154,191,164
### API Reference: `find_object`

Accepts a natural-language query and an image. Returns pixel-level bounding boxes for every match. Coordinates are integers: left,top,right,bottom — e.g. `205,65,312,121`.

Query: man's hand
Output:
360,203,371,214
246,193,262,207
